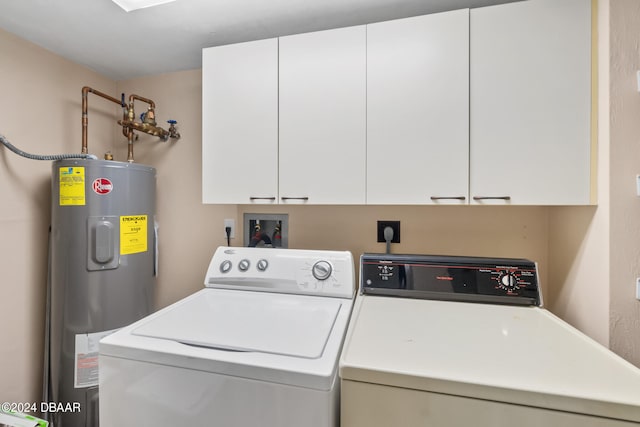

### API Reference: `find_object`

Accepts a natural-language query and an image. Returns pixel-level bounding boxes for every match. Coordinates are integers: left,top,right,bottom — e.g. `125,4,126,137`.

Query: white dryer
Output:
100,246,355,427
340,253,640,426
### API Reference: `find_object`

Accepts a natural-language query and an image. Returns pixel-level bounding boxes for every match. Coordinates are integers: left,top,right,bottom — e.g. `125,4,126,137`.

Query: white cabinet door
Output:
279,26,367,204
202,39,278,204
470,0,592,205
366,10,470,205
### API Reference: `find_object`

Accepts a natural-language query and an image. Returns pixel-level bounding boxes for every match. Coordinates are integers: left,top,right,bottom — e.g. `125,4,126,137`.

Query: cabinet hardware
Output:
281,197,309,201
472,196,511,201
430,196,466,201
249,197,276,201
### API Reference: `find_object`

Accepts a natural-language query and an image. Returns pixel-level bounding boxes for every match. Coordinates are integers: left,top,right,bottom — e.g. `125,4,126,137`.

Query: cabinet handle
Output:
281,197,309,201
472,196,511,201
430,196,466,201
249,197,276,201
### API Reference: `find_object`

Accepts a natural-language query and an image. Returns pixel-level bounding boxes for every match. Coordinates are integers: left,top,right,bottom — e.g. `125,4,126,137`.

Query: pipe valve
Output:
167,120,180,140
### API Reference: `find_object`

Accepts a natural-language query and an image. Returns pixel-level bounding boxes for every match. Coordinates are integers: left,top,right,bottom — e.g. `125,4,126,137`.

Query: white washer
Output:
100,246,355,427
340,254,640,426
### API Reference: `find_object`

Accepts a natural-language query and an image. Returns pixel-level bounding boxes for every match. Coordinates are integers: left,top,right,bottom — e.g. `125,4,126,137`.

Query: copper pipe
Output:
127,129,135,163
117,120,169,140
81,86,123,154
128,94,156,109
81,87,176,163
127,95,155,126
121,110,130,138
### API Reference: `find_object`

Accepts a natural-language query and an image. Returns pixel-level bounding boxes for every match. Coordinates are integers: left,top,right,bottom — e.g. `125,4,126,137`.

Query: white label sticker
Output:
74,329,119,388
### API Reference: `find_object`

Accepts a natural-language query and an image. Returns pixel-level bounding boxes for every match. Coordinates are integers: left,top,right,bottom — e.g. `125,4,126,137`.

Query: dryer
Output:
339,253,640,426
100,246,355,427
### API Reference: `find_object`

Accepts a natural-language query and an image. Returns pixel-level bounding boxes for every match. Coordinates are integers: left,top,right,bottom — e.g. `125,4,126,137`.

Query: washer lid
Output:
132,289,340,359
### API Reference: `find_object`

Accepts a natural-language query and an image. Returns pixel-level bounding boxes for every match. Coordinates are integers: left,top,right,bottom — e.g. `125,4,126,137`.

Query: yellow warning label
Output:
120,215,148,255
59,167,86,206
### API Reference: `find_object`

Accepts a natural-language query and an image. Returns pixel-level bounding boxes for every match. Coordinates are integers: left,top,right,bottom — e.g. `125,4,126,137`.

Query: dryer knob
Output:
238,259,250,272
219,260,232,273
257,259,269,271
312,260,332,281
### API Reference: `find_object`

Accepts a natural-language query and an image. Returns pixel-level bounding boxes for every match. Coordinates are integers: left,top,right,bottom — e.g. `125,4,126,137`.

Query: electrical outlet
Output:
224,219,235,239
377,220,400,243
636,278,640,300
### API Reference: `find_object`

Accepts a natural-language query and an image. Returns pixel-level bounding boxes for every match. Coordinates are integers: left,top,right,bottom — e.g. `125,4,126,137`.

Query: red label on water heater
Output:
92,178,113,195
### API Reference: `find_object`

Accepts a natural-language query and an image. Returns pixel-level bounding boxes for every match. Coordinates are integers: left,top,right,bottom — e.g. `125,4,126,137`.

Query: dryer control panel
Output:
361,253,541,306
204,246,355,299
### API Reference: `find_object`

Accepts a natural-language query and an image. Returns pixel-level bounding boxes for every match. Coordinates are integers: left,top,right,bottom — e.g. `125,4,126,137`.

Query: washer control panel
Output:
205,246,355,298
361,253,541,306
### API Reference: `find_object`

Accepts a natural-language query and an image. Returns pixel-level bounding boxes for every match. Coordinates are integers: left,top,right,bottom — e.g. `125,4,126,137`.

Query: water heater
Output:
47,159,156,427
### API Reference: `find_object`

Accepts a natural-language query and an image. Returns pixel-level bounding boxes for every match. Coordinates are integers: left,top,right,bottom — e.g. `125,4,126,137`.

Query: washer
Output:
340,253,640,426
100,246,355,427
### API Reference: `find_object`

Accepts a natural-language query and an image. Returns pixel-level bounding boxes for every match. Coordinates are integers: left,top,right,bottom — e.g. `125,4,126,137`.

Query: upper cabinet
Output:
470,0,592,205
202,0,593,206
202,39,278,204
202,28,366,205
279,26,366,204
367,10,469,205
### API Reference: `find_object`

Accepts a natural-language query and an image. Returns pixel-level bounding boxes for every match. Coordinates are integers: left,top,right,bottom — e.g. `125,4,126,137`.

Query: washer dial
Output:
257,259,269,272
238,259,250,272
219,260,232,273
312,260,333,281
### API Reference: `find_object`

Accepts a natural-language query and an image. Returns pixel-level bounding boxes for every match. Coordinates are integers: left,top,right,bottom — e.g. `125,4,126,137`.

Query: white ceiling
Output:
0,0,520,81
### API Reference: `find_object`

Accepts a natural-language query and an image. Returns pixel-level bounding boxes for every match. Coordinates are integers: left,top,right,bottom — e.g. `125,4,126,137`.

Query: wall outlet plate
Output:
377,220,400,243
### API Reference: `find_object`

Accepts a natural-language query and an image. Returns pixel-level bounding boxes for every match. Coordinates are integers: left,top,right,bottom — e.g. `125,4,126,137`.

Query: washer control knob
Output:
238,259,250,272
219,260,232,273
312,260,332,281
257,259,269,272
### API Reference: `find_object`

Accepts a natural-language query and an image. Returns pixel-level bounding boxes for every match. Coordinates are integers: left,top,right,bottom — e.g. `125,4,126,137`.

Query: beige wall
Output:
238,204,550,298
2,0,640,406
114,72,237,309
608,0,640,364
548,206,609,345
0,29,116,403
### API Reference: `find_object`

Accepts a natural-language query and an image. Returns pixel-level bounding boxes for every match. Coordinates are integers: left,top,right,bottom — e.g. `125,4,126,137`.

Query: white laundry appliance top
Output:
339,253,640,423
100,246,355,391
132,289,341,358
